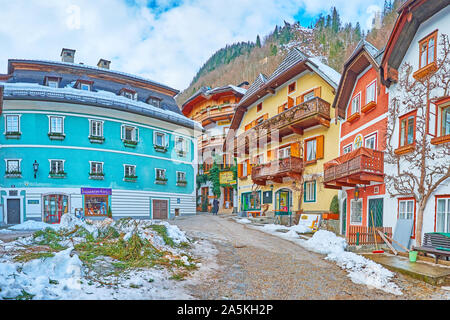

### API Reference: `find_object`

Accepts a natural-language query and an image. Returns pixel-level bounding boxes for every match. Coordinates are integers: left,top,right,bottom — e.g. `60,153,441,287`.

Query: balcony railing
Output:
323,147,384,186
252,156,303,184
234,97,331,153
192,105,236,125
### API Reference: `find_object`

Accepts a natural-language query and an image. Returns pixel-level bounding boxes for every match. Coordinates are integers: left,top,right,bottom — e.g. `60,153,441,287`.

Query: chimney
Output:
97,59,111,69
61,48,76,63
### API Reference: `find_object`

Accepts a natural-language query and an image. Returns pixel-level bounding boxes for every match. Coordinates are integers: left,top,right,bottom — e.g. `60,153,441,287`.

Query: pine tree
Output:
256,35,261,48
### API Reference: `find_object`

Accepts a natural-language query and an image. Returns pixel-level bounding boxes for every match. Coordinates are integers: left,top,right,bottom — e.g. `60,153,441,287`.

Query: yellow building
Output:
225,48,341,220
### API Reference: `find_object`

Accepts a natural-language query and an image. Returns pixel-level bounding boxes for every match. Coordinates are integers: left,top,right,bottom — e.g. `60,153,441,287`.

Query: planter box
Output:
322,213,339,220
361,101,376,113
413,61,438,81
176,181,187,186
431,135,450,146
5,172,22,179
154,145,168,153
123,140,138,148
124,176,138,182
49,172,67,178
5,132,21,139
176,150,187,157
89,136,105,144
347,112,360,123
394,144,415,155
155,179,168,185
89,174,104,180
48,133,66,140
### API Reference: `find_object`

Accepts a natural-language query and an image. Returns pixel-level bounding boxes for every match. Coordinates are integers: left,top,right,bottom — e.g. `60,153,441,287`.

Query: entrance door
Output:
153,199,168,219
368,198,383,227
7,199,21,224
223,187,233,208
275,189,290,214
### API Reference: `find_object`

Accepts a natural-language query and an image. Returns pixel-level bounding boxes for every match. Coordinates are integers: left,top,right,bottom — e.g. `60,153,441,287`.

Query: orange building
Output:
182,83,248,212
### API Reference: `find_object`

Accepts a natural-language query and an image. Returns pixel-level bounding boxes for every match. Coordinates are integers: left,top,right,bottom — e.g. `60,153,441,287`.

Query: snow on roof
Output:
308,57,341,88
2,82,202,131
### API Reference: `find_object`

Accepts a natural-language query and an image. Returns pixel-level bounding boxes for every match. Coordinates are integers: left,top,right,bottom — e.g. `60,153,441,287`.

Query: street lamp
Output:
33,160,39,179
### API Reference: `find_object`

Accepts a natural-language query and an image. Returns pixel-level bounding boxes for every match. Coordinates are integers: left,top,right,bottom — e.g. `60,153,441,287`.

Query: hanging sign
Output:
81,188,112,195
219,171,236,185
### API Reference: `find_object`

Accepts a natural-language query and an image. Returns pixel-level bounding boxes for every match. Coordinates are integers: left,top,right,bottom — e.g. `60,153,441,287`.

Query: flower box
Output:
89,136,105,144
347,112,360,123
48,132,66,140
123,140,138,148
155,178,168,185
361,101,376,113
89,172,105,180
124,175,138,182
413,61,438,81
49,171,67,178
176,180,187,186
154,144,168,153
176,150,187,157
430,134,450,146
5,131,21,139
5,171,22,178
394,144,415,155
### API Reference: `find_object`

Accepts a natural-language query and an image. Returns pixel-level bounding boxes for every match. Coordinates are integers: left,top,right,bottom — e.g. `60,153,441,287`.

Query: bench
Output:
413,233,450,264
247,211,261,218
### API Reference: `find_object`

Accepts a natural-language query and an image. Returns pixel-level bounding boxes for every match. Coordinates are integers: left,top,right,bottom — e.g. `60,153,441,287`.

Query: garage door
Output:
152,199,168,220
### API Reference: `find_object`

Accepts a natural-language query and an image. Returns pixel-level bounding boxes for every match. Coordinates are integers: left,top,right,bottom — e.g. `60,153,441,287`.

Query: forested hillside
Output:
176,0,403,105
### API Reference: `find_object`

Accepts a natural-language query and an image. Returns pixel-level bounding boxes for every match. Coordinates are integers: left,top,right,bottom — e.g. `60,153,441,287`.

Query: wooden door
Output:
153,199,168,219
7,199,20,224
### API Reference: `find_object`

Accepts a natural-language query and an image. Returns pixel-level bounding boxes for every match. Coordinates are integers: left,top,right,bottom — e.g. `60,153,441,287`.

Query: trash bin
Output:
409,250,418,262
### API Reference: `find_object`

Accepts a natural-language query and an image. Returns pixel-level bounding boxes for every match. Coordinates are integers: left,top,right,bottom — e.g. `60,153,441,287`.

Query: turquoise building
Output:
0,49,202,225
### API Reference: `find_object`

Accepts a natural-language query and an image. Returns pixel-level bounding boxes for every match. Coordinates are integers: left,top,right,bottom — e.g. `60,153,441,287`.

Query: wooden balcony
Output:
252,156,303,186
198,134,226,150
323,147,384,189
192,105,235,126
233,97,331,154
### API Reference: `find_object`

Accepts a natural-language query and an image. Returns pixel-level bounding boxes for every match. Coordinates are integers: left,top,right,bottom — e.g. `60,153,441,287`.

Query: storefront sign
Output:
219,171,236,185
81,188,112,195
27,200,39,204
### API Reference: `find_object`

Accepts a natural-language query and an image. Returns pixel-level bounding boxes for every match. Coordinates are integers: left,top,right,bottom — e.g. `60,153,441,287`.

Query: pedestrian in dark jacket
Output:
213,198,219,215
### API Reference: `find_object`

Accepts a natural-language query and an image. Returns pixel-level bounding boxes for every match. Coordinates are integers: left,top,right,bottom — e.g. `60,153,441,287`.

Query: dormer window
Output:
119,88,137,100
75,79,93,91
44,76,61,88
147,96,162,108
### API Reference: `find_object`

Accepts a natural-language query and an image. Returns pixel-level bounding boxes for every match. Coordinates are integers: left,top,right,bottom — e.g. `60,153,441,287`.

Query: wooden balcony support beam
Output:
318,117,330,128
359,174,384,182
288,125,303,135
346,178,371,185
324,184,343,190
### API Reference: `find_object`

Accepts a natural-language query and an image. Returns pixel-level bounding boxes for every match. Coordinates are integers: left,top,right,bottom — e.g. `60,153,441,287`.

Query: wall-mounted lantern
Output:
33,160,39,179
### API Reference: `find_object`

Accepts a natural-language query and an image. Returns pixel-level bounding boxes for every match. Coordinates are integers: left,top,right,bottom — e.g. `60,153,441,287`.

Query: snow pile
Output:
235,218,252,224
160,221,188,244
304,231,402,296
8,220,56,231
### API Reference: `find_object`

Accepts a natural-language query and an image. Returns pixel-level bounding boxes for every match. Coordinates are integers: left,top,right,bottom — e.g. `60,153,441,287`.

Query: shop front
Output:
43,194,69,224
241,191,261,216
81,188,111,217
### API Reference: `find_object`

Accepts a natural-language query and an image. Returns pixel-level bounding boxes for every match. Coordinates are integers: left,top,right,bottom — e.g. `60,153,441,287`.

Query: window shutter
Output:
316,135,324,159
291,142,300,157
238,163,243,178
165,133,169,147
267,150,272,161
288,96,294,108
263,113,269,120
303,182,307,202
247,159,252,175
121,125,125,140
313,181,316,202
314,87,322,98
251,120,257,128
135,127,139,141
296,95,302,105
278,105,285,114
427,102,437,136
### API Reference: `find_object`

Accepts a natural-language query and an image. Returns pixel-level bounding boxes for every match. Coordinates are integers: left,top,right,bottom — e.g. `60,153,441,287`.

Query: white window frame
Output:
287,82,296,95
89,161,104,175
399,199,415,220
175,136,187,152
122,90,137,100
155,168,166,180
343,144,352,154
121,124,138,142
48,115,65,134
147,97,161,108
176,171,186,182
47,80,59,88
278,146,291,159
306,139,317,162
242,161,248,177
80,83,91,91
123,164,136,177
5,159,21,173
154,131,167,147
5,114,21,134
365,80,377,105
364,132,377,150
89,119,104,137
350,199,363,225
351,92,361,115
49,159,65,174
303,91,315,102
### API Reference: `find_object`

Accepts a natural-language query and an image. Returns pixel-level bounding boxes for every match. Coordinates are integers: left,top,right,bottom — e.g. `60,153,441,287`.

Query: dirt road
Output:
174,214,450,300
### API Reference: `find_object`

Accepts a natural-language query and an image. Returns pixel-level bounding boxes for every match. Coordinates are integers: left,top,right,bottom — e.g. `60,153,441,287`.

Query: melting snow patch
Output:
236,218,252,224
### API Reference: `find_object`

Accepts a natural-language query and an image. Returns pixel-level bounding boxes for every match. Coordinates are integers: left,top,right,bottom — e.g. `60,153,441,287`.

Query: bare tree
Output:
384,34,450,245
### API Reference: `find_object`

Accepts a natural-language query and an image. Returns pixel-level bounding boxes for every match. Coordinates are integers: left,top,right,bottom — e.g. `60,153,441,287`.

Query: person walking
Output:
213,198,219,216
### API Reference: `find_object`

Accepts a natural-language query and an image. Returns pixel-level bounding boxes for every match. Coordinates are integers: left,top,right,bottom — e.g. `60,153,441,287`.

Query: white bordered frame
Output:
364,131,378,150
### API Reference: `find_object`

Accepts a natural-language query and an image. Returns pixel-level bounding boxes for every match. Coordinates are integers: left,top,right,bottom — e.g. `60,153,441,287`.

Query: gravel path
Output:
173,214,450,300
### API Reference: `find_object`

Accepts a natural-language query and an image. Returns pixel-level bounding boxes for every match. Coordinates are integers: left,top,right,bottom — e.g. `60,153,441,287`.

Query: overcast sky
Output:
0,0,385,91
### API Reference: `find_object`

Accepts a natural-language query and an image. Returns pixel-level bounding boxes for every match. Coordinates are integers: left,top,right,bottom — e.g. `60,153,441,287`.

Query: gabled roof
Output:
181,84,247,115
380,0,449,87
227,48,341,133
333,39,382,118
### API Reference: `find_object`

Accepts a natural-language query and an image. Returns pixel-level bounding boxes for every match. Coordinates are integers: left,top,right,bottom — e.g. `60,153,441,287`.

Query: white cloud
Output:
0,0,384,91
